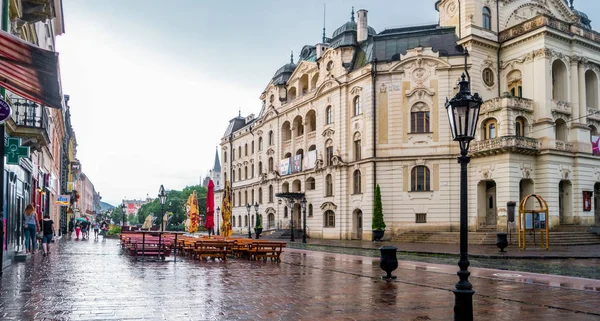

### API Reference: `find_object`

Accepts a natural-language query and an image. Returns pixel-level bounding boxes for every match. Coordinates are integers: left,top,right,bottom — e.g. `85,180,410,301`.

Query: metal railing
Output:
9,97,49,130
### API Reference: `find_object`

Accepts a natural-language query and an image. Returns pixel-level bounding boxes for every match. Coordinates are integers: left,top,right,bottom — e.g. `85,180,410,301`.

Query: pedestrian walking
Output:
23,204,37,254
68,217,74,239
75,221,81,240
93,221,100,240
101,220,108,241
40,213,55,256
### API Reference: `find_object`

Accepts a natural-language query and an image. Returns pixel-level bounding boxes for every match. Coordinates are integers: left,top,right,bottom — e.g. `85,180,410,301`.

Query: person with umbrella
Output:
75,217,86,240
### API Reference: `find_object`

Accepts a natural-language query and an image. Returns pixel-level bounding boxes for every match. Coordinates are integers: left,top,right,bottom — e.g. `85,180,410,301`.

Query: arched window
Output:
268,131,274,145
244,166,248,179
353,170,362,194
232,192,235,206
238,169,242,181
325,174,333,196
353,96,362,116
293,116,304,137
552,60,568,101
232,149,235,160
251,164,254,177
482,7,492,30
245,144,248,156
325,139,334,166
238,215,242,227
411,166,430,191
308,204,313,217
232,216,236,227
324,210,335,227
268,185,274,203
224,151,227,163
507,70,523,98
244,215,248,227
258,162,263,175
258,137,263,151
258,187,263,204
244,191,248,205
232,169,236,182
326,106,333,124
411,103,430,133
483,68,494,87
555,119,568,141
251,189,254,204
586,70,598,108
282,182,289,193
238,191,242,207
515,117,525,137
238,146,241,158
354,132,361,161
268,157,274,172
251,141,254,154
284,206,288,218
306,177,316,190
281,121,292,141
306,110,317,132
483,119,498,140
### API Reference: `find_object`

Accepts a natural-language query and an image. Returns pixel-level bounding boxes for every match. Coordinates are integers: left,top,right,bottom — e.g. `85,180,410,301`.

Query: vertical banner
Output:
304,150,317,169
280,158,291,176
291,154,302,173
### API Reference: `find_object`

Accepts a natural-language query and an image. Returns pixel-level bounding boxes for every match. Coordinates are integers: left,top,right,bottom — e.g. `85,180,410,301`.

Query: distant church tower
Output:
209,147,222,190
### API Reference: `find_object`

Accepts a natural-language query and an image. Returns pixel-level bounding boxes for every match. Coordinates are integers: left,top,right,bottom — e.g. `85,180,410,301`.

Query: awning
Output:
0,29,62,108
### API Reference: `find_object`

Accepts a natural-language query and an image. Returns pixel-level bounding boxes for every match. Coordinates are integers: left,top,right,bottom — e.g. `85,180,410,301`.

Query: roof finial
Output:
238,107,241,117
351,6,355,22
290,51,294,64
569,0,574,9
322,3,327,43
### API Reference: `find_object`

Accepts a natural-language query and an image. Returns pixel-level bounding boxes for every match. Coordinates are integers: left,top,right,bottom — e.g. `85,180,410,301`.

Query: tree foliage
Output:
372,184,386,230
135,185,208,230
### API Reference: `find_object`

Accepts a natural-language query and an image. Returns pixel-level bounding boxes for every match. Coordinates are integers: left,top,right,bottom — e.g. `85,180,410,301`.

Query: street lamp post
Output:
254,202,259,238
216,207,221,235
120,203,126,228
246,203,252,238
445,49,483,321
301,197,307,243
158,185,166,231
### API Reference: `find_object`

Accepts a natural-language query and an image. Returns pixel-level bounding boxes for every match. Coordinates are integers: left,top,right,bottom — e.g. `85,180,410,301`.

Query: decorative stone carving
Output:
322,128,335,138
405,86,435,99
266,148,275,156
320,202,337,211
559,164,572,179
520,163,533,179
350,86,363,95
380,83,387,93
446,1,457,18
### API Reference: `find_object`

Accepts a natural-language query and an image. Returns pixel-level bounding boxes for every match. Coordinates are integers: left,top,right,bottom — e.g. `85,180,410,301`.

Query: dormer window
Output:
482,7,492,31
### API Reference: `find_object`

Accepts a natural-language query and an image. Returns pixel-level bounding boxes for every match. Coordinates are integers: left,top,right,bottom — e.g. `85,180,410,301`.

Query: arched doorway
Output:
293,203,301,231
519,179,535,211
268,213,275,229
595,183,600,225
559,180,572,224
352,209,363,240
478,181,497,226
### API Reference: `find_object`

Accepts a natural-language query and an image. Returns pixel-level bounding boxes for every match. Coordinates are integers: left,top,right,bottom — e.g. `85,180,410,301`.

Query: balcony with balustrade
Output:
5,96,50,151
470,136,541,157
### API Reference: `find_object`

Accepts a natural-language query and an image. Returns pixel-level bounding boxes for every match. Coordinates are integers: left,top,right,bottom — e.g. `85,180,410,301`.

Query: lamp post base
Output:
453,288,474,321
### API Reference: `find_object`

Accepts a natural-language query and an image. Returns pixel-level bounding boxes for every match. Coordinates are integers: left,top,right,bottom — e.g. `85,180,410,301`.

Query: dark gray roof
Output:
223,116,246,137
272,62,296,85
213,148,221,171
330,20,377,48
372,25,462,62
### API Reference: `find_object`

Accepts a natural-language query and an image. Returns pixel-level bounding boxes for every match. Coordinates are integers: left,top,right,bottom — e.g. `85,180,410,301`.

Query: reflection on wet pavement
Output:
0,238,599,320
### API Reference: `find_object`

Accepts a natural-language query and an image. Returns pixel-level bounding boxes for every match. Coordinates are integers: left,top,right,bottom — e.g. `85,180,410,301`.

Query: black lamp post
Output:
445,49,483,321
301,197,307,243
246,203,252,238
216,206,220,235
158,185,166,231
120,203,126,228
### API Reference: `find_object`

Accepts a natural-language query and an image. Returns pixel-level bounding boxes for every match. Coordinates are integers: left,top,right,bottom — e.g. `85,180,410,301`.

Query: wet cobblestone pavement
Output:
1,238,600,320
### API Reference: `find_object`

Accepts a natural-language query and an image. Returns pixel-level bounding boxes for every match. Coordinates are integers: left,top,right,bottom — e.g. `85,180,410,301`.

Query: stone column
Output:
570,59,580,122
578,60,587,124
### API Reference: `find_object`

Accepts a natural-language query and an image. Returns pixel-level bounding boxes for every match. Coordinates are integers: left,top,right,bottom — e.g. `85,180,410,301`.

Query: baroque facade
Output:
220,0,600,240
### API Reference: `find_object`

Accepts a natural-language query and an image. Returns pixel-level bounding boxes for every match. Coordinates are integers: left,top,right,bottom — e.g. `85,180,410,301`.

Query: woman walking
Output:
75,221,81,240
23,205,37,254
40,213,55,256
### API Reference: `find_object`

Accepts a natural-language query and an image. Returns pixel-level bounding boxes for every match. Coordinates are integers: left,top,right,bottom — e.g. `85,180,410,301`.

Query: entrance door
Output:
293,203,301,230
486,182,497,225
268,213,275,229
352,209,363,240
595,183,600,225
559,180,572,224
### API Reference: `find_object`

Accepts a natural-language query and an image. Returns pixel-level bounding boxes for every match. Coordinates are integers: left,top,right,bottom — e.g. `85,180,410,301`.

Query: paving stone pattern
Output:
0,238,599,320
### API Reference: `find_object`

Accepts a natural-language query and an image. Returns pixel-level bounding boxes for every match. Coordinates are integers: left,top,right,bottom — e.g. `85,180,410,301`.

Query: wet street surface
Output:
1,238,600,320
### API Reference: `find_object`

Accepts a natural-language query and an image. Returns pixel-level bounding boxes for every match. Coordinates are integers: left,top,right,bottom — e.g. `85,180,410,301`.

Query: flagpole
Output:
0,0,9,276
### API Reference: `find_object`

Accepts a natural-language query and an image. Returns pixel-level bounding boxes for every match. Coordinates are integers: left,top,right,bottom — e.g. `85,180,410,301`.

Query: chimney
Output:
316,43,329,59
357,9,368,42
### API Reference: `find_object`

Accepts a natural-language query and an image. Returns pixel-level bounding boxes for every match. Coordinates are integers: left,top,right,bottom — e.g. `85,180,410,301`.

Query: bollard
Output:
496,232,508,252
379,246,398,280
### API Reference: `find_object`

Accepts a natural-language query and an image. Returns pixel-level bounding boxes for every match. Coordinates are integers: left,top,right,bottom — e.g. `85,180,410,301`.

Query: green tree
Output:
110,207,125,224
372,184,386,230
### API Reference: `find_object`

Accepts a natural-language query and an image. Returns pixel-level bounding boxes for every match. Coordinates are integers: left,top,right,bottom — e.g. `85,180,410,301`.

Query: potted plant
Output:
372,184,386,242
254,214,263,239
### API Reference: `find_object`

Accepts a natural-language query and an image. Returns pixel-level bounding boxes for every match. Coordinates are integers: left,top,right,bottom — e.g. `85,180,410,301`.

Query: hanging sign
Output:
56,195,70,206
0,98,11,122
4,137,30,165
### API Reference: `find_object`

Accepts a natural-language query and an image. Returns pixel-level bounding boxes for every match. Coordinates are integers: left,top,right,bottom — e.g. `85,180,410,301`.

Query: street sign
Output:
56,195,70,206
4,137,30,165
0,98,11,122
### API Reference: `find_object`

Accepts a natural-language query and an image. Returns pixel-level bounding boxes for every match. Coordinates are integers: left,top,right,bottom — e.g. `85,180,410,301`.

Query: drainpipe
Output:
458,0,462,39
371,58,377,205
496,0,501,97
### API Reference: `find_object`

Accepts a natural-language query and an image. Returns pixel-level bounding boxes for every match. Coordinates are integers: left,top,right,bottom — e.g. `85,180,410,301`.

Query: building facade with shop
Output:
220,0,600,240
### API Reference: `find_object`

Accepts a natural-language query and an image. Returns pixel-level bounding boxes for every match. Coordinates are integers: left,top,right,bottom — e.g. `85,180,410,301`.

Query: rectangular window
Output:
325,211,335,227
354,140,361,161
411,112,430,133
416,213,427,223
326,147,334,166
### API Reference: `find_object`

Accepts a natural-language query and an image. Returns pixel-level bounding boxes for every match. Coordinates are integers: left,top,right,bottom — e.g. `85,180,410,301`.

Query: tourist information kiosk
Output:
517,194,550,250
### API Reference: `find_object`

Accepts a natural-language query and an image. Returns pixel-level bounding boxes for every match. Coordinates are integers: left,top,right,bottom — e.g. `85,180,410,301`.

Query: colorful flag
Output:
186,190,200,233
220,181,232,237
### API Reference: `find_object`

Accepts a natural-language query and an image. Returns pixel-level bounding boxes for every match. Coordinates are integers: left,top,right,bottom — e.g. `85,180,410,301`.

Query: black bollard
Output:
496,232,508,252
379,246,398,280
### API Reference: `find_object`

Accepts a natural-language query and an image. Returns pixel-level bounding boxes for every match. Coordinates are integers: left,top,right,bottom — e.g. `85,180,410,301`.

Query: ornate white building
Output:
220,0,600,240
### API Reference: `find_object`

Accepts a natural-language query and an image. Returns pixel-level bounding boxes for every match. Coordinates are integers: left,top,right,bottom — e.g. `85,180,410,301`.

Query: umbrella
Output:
76,217,87,222
205,180,215,232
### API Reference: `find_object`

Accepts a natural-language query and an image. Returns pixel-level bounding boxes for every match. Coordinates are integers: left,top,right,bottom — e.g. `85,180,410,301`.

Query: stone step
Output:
394,230,600,245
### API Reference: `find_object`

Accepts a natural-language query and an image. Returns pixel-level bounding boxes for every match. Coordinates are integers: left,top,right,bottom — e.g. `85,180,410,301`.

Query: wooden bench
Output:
128,242,171,259
192,241,229,261
248,242,286,261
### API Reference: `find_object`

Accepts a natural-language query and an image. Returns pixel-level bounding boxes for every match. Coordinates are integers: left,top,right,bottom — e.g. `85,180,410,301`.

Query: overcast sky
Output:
55,0,598,206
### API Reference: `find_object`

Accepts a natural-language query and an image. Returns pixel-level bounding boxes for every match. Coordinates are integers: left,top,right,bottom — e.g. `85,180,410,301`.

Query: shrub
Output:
372,184,386,230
